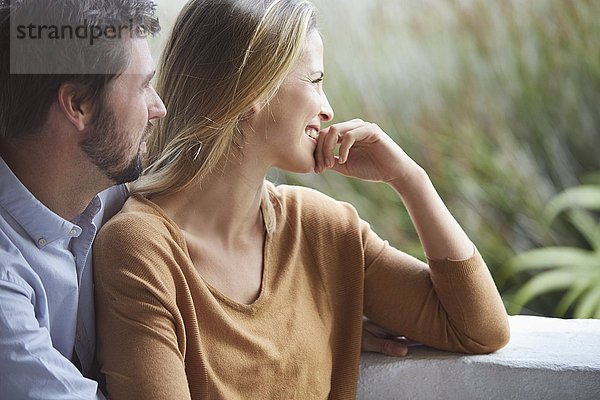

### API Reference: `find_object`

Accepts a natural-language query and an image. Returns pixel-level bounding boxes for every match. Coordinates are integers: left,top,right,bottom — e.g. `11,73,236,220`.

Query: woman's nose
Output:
319,91,334,122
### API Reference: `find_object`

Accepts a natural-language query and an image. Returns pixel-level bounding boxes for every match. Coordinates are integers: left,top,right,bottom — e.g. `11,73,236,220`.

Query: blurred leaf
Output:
544,186,600,223
565,209,600,251
574,283,600,318
582,172,600,185
555,281,592,316
500,247,599,285
509,270,584,314
505,180,600,317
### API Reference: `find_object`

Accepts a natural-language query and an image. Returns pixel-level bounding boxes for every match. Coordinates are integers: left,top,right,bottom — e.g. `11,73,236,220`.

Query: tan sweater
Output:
93,183,509,400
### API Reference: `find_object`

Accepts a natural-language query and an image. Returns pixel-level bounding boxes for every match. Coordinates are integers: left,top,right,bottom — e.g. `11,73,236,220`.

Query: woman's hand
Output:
361,317,414,358
315,118,474,261
314,119,421,186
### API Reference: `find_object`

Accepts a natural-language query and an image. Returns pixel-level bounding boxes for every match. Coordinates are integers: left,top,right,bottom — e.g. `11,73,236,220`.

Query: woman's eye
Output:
312,77,323,85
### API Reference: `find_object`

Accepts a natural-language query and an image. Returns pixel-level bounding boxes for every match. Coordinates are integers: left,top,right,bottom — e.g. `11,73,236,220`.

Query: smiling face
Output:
80,37,167,184
248,30,334,173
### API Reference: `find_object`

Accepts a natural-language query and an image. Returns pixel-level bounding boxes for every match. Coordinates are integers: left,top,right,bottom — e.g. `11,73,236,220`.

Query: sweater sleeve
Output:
362,221,510,354
93,213,193,400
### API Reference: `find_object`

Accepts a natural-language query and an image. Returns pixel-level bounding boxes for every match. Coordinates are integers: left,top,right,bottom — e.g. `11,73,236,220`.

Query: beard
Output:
79,107,151,185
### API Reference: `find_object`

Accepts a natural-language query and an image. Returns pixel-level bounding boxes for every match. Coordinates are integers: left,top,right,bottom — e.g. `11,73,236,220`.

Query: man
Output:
0,0,166,398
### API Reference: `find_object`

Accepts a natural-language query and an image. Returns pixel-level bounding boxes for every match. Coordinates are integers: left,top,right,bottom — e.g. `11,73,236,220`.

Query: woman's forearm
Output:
388,165,474,261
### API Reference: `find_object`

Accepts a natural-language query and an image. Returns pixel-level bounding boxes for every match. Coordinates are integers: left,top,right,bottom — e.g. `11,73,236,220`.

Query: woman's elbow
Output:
489,316,511,352
468,315,511,354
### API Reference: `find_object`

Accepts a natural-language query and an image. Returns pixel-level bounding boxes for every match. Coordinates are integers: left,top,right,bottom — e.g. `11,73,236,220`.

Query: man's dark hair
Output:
0,0,160,141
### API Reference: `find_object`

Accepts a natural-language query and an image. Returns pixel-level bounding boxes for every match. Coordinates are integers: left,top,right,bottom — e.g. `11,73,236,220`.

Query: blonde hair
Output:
131,0,317,197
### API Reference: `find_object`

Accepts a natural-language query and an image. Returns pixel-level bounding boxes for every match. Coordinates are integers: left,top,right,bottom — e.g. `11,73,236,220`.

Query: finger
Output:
339,123,387,164
320,119,368,168
314,127,328,173
362,317,401,338
316,119,377,172
324,118,366,133
337,134,355,165
361,331,409,358
328,156,350,176
321,125,340,169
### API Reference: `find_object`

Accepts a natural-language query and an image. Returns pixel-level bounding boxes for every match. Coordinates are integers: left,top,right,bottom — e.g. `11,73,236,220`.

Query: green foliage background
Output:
151,0,600,317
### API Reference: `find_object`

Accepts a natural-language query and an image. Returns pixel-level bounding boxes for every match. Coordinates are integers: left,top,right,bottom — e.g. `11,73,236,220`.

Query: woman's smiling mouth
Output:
305,126,319,140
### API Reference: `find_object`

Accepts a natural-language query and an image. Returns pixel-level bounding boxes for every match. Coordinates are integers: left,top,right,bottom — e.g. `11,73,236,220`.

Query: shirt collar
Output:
0,156,89,248
75,193,102,225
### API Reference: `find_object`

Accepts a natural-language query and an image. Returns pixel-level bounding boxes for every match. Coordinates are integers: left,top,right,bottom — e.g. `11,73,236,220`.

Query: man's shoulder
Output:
0,226,37,295
94,184,128,228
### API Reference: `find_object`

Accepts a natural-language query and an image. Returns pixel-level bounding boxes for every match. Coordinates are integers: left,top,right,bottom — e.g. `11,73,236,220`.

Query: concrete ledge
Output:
357,316,600,399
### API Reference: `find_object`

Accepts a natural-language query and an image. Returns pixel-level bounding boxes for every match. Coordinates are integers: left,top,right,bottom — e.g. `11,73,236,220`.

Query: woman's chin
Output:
275,156,316,175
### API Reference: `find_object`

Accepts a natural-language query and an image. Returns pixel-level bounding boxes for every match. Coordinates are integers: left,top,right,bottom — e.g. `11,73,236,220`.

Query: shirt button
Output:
38,238,47,246
76,332,81,341
69,229,77,236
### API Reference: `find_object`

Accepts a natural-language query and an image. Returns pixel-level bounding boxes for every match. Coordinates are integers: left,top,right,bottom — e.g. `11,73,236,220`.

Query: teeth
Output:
305,127,318,139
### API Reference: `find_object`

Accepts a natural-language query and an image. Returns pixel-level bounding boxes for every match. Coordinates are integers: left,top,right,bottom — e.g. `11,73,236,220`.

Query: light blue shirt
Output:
0,157,127,399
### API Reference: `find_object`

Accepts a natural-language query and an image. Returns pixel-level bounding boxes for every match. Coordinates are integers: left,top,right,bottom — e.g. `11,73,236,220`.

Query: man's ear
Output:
57,83,94,132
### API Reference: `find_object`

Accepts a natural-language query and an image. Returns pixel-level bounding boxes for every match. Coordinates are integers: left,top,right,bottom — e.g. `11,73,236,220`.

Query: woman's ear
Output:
57,83,94,132
240,107,256,121
240,98,265,121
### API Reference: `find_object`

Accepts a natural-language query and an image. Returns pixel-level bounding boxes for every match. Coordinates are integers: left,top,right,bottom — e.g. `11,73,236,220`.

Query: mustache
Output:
144,121,155,139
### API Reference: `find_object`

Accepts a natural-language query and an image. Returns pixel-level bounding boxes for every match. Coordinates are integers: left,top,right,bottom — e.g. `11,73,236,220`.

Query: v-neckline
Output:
136,193,273,311
197,226,271,311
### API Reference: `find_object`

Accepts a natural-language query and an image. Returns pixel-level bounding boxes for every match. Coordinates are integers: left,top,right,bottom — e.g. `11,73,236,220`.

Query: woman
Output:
93,0,510,399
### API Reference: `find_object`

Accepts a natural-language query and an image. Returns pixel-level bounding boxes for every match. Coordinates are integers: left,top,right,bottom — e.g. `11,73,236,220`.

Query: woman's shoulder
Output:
92,195,189,300
95,194,185,252
267,181,346,206
265,181,361,228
